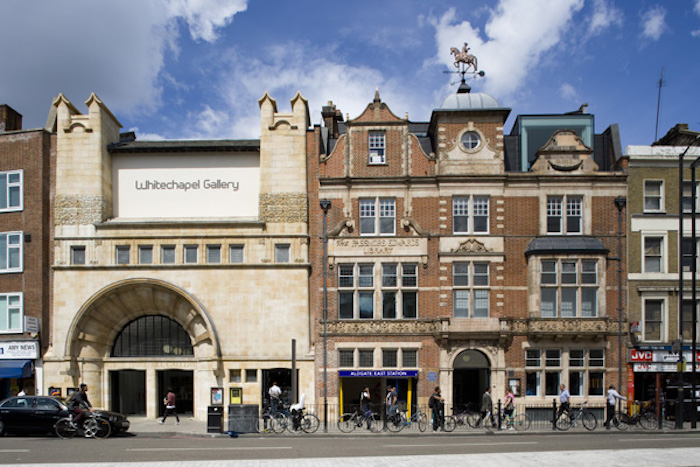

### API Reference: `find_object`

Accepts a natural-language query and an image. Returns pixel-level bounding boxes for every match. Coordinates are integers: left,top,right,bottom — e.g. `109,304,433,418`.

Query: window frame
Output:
539,258,599,318
643,297,666,343
229,244,244,263
0,231,23,273
0,170,23,213
643,180,664,213
274,244,290,263
138,245,153,265
643,235,665,273
161,245,176,264
452,195,489,234
207,244,222,264
359,198,395,236
184,244,198,264
368,131,386,164
452,261,490,318
70,245,86,265
0,292,23,333
115,245,130,265
546,195,583,235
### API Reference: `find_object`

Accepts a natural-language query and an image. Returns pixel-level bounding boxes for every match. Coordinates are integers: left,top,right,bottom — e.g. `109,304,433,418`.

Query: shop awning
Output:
0,360,33,379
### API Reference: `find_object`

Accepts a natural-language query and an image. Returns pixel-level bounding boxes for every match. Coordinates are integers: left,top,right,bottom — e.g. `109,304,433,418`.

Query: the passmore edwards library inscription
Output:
332,238,426,255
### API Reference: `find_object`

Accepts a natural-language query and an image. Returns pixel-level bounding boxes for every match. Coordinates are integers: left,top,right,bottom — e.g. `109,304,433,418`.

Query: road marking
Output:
620,437,700,442
0,449,30,453
383,442,538,448
127,447,293,452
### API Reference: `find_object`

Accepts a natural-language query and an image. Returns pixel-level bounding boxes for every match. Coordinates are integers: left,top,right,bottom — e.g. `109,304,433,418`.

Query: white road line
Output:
619,437,700,442
0,449,30,453
128,446,294,452
383,442,539,448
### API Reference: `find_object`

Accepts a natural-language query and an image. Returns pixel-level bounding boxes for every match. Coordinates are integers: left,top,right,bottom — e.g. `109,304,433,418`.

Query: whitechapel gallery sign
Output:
113,153,260,219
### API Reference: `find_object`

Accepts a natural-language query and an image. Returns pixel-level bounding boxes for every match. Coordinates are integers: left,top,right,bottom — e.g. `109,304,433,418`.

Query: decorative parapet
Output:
55,195,111,225
259,192,307,223
505,317,620,338
323,319,441,336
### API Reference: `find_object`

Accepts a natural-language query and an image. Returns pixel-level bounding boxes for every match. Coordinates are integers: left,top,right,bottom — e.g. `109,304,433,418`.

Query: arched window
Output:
111,315,193,357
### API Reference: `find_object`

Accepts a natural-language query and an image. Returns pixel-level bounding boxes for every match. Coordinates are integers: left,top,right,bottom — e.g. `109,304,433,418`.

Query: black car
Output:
0,396,130,436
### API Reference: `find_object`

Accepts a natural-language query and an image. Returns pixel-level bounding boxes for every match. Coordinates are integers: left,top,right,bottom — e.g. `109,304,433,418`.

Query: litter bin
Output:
228,404,259,433
207,405,223,433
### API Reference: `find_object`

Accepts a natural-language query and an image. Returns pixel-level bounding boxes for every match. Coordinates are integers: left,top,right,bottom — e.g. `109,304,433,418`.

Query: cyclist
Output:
68,383,93,436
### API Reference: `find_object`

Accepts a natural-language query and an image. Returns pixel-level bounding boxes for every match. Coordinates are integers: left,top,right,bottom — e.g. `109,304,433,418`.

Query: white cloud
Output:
166,0,247,42
0,0,246,129
559,83,580,102
587,0,623,37
641,6,667,40
693,0,700,36
429,0,584,101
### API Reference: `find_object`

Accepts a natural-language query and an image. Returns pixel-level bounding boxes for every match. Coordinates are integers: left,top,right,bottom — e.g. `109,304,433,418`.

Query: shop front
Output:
338,370,418,415
0,340,40,400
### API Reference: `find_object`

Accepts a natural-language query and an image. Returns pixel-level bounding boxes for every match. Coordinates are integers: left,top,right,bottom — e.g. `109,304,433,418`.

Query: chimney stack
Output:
0,105,22,132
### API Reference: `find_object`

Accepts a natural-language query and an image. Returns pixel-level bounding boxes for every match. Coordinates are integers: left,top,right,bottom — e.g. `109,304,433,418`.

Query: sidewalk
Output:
126,415,700,437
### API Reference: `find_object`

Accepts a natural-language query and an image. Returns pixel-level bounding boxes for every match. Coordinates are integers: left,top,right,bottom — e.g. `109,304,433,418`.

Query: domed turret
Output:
440,89,502,110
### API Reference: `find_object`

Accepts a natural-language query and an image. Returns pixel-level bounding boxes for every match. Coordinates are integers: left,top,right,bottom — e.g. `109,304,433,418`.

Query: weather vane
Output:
445,43,485,86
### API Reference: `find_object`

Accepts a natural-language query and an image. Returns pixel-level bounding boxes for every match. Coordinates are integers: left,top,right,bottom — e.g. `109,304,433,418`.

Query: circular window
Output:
460,131,481,150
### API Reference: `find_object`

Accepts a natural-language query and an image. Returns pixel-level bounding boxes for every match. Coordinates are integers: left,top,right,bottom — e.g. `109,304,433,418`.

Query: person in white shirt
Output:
268,382,282,415
557,383,571,420
605,384,626,429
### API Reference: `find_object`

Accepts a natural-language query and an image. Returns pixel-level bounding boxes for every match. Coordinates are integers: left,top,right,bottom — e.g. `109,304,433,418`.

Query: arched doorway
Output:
453,349,490,410
110,315,194,415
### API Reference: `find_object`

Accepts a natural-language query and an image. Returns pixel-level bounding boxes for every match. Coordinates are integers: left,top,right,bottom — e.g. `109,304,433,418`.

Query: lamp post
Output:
614,197,626,396
319,199,331,433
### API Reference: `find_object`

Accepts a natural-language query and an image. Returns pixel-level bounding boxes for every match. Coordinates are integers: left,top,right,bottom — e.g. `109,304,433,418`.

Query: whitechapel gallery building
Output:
43,92,313,420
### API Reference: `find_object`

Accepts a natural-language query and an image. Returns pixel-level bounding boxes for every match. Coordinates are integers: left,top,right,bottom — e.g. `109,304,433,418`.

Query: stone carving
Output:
259,193,307,223
324,319,441,336
452,239,490,253
328,218,355,236
507,318,618,335
400,217,431,237
55,195,111,225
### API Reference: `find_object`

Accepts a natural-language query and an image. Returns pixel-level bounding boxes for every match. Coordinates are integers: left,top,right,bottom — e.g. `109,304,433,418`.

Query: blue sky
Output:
1,0,699,151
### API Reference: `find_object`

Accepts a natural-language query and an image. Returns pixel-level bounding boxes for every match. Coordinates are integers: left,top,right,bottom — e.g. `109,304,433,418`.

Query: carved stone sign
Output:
330,237,427,256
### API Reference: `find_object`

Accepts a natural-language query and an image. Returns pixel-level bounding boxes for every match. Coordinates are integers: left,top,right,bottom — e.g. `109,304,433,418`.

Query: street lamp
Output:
614,197,626,396
320,199,331,433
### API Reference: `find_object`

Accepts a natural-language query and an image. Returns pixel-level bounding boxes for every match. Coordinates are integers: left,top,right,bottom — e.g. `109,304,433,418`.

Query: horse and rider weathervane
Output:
445,43,485,88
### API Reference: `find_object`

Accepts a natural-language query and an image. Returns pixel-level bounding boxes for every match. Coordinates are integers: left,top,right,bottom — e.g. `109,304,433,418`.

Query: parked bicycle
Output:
449,405,480,430
555,401,597,431
501,408,531,431
258,406,288,434
55,412,111,439
338,407,382,433
612,400,657,430
284,407,320,434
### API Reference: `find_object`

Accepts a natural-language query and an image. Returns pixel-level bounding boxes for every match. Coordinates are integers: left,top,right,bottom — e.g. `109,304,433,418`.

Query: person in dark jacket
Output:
160,388,180,424
68,383,93,432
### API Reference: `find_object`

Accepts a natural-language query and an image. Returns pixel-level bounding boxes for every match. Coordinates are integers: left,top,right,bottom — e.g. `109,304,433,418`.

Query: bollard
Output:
552,399,557,430
497,399,502,430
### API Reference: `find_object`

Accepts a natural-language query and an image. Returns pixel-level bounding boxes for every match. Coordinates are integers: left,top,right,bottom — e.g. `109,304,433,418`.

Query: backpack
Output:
428,395,435,409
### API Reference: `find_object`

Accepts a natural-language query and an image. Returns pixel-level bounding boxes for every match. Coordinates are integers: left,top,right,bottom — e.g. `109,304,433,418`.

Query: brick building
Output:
308,84,627,416
0,105,54,399
626,123,700,411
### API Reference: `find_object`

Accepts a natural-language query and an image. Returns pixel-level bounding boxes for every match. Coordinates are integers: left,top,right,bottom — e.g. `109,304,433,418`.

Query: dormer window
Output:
369,131,386,164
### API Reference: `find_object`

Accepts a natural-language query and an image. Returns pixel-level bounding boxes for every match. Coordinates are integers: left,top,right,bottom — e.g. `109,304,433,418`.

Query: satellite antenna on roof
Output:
444,43,485,93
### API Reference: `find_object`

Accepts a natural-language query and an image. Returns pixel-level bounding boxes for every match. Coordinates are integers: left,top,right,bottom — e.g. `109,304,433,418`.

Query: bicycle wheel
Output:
417,412,428,432
258,414,273,433
556,412,572,431
512,413,531,431
337,413,357,433
272,413,288,433
54,419,77,439
386,413,405,432
442,415,457,432
84,417,111,439
581,411,597,431
640,411,658,430
466,412,481,428
368,413,382,433
614,413,630,430
301,413,320,434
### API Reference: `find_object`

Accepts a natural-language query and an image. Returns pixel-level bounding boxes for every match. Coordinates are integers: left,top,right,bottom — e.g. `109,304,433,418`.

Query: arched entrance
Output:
453,349,490,410
110,315,194,415
64,278,221,419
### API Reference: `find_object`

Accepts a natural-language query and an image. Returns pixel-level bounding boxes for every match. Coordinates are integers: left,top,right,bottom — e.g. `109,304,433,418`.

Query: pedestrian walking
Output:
502,387,515,430
480,386,493,428
160,388,180,425
605,384,626,429
557,383,571,420
268,381,282,415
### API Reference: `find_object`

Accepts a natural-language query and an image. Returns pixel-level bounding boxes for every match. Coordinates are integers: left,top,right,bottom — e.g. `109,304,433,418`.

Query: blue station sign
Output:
338,370,419,378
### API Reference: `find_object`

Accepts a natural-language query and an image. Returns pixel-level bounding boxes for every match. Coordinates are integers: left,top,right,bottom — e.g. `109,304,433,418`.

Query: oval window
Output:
460,131,481,150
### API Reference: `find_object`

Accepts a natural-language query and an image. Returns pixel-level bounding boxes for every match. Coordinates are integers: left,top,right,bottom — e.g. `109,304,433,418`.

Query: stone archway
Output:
65,278,221,361
452,349,491,410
